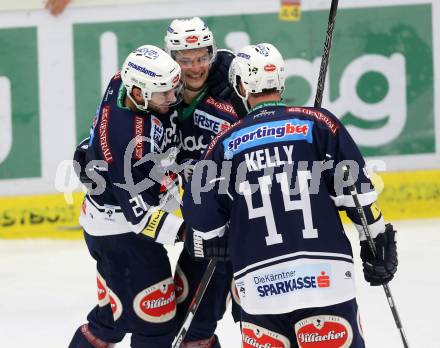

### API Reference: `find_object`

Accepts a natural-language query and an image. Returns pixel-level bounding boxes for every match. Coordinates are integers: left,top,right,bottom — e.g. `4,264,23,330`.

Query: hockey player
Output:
182,43,398,347
164,17,243,348
69,45,185,348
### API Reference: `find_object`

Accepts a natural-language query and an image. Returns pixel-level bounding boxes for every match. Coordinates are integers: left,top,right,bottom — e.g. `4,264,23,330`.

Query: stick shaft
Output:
344,166,410,348
314,0,339,108
172,259,217,348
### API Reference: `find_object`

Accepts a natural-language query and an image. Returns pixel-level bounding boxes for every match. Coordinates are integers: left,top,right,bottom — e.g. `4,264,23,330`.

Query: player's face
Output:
174,48,211,91
149,85,182,114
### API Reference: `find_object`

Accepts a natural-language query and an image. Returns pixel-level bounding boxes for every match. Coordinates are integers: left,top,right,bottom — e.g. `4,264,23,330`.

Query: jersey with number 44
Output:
182,102,383,314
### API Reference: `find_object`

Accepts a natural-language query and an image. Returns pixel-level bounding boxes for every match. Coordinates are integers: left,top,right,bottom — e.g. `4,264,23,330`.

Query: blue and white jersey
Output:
182,101,385,314
80,73,183,245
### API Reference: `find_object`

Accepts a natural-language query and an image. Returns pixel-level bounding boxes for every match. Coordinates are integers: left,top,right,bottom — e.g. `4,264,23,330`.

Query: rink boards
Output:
1,169,439,239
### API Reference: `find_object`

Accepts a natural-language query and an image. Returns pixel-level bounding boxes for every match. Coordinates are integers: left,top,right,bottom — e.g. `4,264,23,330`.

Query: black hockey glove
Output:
185,230,229,262
207,49,235,99
360,223,398,286
73,137,93,185
204,235,229,261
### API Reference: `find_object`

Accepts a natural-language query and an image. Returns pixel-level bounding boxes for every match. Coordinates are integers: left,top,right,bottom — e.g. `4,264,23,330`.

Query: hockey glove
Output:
73,137,93,185
186,230,229,262
207,49,235,99
360,223,398,286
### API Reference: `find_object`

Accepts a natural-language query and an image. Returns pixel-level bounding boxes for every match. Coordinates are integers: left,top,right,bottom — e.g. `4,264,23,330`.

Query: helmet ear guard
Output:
228,43,286,111
120,45,182,111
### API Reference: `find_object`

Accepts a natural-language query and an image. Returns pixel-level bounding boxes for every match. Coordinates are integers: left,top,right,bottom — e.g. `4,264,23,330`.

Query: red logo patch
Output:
242,322,289,348
264,64,277,72
317,271,330,288
174,265,189,304
295,315,353,348
96,272,109,307
186,35,199,43
133,278,176,323
108,289,123,321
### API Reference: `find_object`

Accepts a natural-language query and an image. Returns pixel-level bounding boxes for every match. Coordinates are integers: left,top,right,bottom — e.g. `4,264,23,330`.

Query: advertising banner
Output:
0,0,439,237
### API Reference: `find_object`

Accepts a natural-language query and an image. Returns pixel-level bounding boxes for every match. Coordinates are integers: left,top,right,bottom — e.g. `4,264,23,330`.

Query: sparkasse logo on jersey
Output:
256,270,331,297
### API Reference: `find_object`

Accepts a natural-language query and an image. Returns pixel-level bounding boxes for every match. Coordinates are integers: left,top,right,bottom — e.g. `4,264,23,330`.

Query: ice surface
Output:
0,219,438,347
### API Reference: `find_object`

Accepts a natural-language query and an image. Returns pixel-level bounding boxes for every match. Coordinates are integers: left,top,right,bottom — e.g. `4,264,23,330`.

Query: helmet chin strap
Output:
233,82,250,113
127,88,149,112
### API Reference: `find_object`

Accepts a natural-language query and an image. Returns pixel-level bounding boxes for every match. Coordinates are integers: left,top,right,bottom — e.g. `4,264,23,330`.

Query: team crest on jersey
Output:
194,109,231,134
294,315,353,348
133,278,176,323
205,96,237,117
223,119,313,159
174,265,189,304
108,288,123,321
242,322,290,348
96,272,109,307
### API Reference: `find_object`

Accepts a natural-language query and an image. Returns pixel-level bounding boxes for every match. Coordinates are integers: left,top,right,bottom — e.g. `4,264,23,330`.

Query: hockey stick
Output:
314,0,339,108
343,166,410,348
172,259,217,348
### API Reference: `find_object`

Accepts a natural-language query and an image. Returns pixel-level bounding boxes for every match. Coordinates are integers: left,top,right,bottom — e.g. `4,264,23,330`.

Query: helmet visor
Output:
173,48,215,69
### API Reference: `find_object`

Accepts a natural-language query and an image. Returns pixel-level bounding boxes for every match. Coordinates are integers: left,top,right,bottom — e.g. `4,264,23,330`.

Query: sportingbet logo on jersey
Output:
223,119,313,158
193,109,230,134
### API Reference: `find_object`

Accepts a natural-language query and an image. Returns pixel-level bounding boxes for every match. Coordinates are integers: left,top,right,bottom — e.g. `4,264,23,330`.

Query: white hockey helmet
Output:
121,45,182,111
229,43,285,109
164,17,217,63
